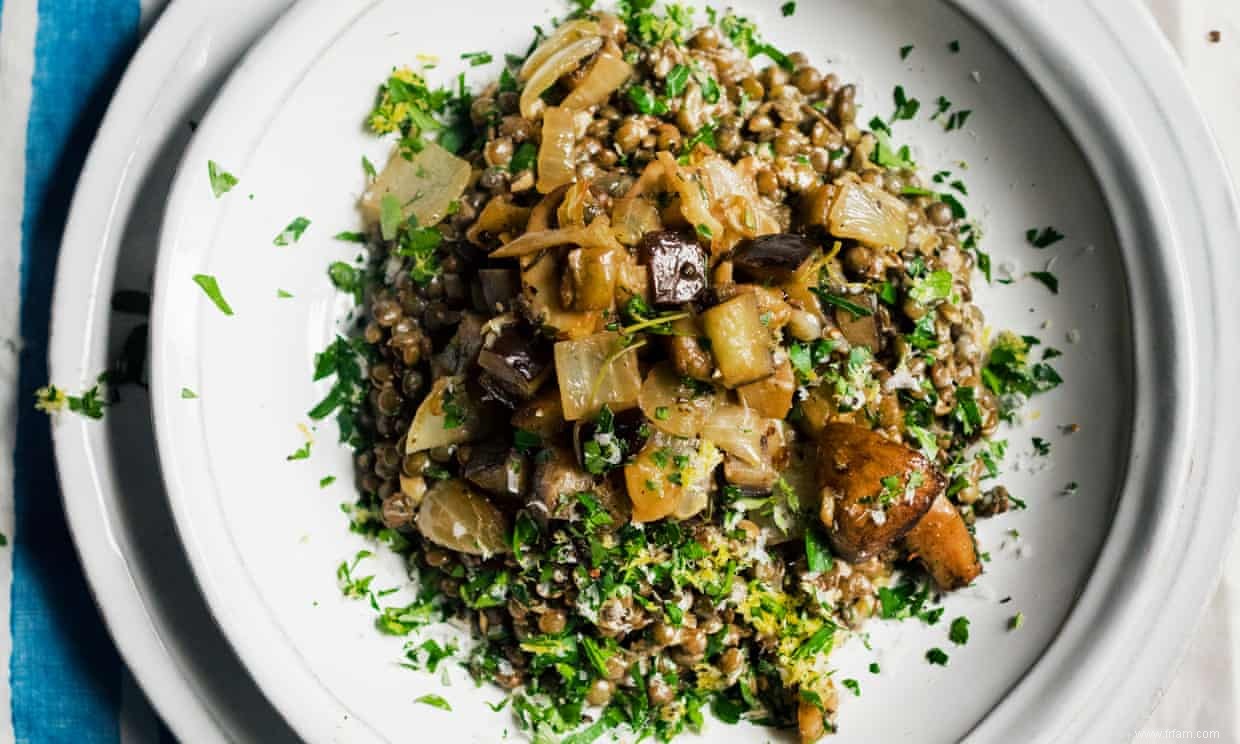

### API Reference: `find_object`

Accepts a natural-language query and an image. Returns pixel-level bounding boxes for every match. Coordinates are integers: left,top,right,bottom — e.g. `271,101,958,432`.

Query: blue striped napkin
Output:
6,0,172,740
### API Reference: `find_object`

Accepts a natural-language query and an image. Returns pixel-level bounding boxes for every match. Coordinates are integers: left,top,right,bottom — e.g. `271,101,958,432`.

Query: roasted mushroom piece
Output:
636,230,709,306
816,422,942,561
462,440,530,499
903,494,982,590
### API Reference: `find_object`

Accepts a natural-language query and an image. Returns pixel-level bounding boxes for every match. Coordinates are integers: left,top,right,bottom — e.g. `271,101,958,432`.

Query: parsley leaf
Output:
892,85,920,121
1030,270,1059,294
207,160,238,198
1026,226,1065,248
949,616,970,645
665,64,691,97
273,216,311,246
414,694,453,711
804,525,834,573
192,274,234,316
461,51,493,66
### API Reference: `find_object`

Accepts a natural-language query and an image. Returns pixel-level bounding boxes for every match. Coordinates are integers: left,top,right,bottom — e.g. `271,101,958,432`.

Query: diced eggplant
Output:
903,494,982,590
816,422,942,561
700,293,774,388
732,233,816,282
463,441,529,499
476,324,553,401
431,312,487,378
637,230,708,306
478,268,521,312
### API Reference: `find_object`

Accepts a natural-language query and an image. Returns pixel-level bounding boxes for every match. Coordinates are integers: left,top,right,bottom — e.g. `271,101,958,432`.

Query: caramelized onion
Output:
490,215,623,259
828,178,909,249
536,106,580,193
561,50,633,110
520,36,604,119
519,19,600,81
638,361,722,437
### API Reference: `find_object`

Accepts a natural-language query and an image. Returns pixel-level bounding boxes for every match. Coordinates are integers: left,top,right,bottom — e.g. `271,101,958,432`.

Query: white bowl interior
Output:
153,0,1136,741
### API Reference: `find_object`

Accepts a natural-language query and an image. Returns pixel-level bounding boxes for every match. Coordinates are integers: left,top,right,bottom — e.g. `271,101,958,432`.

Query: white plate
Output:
150,0,1240,742
48,0,297,741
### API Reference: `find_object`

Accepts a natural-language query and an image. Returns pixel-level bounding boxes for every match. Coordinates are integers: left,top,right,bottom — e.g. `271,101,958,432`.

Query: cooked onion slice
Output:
520,36,604,119
519,19,600,81
360,142,470,229
828,178,909,249
561,50,633,110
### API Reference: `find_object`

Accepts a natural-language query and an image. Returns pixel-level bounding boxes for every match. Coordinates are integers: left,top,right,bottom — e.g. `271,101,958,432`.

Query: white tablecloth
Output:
1139,4,1240,740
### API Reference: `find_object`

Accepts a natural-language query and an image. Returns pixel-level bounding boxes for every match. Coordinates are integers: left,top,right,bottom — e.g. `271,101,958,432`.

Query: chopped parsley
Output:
287,440,312,461
804,524,834,573
926,647,949,665
510,141,537,173
337,550,375,598
627,85,668,116
781,1,796,16
944,109,972,131
948,40,961,53
461,51,493,66
319,475,336,488
207,160,238,197
413,694,453,711
949,616,970,645
334,230,367,243
582,406,624,474
813,290,873,318
180,387,198,399
328,261,362,301
1026,226,1065,248
1032,436,1051,456
192,274,234,316
841,678,860,697
869,662,881,674
665,64,691,97
1009,612,1025,631
277,289,294,298
892,85,920,121
361,155,378,180
900,44,914,60
982,332,1063,417
908,269,953,305
35,375,110,420
1030,271,1059,294
870,117,916,170
367,66,469,156
695,223,713,240
273,216,311,246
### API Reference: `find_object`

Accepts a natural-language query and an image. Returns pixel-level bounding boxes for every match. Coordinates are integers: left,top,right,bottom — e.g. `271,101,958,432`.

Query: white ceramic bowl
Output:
149,1,1240,742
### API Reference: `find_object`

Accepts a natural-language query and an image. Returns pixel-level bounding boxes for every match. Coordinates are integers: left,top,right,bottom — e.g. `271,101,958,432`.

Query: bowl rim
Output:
146,1,1240,742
